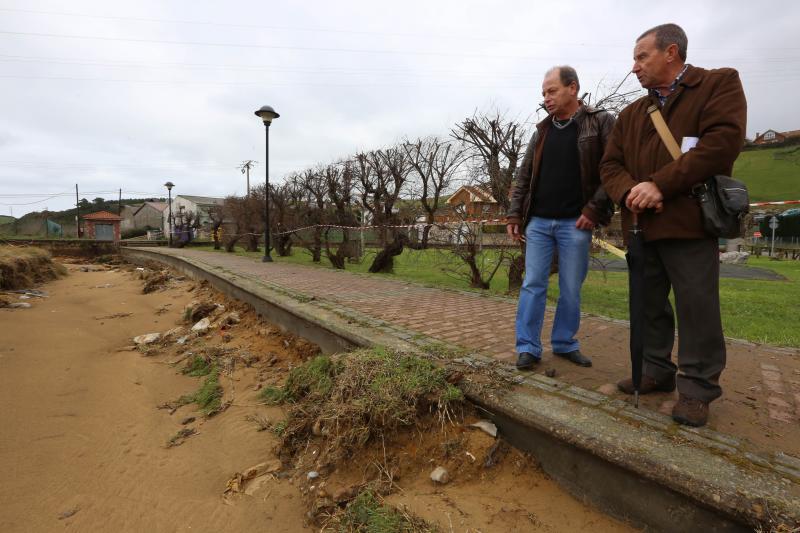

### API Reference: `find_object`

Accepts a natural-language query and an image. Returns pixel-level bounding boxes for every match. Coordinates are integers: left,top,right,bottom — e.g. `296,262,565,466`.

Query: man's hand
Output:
575,214,595,230
506,223,525,243
626,181,664,213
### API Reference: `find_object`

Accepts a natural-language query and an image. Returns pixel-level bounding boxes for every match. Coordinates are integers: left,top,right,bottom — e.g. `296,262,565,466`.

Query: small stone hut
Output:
82,211,123,242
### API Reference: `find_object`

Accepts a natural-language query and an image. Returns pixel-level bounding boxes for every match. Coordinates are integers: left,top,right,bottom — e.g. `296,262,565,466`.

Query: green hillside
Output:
0,215,14,224
733,146,800,202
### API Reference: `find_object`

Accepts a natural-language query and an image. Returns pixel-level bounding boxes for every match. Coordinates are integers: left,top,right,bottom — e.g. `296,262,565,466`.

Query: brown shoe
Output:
672,394,709,427
617,374,676,395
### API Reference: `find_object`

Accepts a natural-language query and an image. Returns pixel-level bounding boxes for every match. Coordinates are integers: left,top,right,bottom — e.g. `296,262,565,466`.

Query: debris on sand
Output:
8,302,32,309
166,427,197,448
183,300,218,323
223,460,283,498
191,317,211,334
133,332,161,345
430,466,449,484
470,419,498,438
141,270,171,294
57,507,80,520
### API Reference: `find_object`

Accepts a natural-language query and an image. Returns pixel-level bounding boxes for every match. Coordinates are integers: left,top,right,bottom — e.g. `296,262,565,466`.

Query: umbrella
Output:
625,213,645,408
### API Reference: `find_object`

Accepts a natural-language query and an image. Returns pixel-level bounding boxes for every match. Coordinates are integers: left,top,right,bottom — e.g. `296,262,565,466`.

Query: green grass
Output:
734,146,800,202
195,245,800,347
182,355,214,377
334,489,437,533
177,367,223,414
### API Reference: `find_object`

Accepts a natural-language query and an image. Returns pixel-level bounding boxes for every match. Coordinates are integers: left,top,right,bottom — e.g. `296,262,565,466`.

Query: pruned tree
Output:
321,161,359,269
434,218,510,290
403,136,466,248
221,192,262,253
354,146,414,273
208,204,225,250
452,109,526,290
293,169,326,262
270,179,305,257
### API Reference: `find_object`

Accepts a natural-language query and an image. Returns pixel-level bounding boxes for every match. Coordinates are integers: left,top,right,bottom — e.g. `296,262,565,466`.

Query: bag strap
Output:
647,104,682,161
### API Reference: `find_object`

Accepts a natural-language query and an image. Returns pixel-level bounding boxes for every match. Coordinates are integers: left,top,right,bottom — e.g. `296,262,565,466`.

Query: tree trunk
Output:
466,256,490,289
275,234,293,256
507,253,524,293
369,234,406,273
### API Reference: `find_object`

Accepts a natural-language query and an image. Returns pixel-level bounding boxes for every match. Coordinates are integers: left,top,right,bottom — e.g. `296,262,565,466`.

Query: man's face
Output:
541,70,577,117
632,34,672,89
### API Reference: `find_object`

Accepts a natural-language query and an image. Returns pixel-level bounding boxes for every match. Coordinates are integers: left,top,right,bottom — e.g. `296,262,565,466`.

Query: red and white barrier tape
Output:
749,200,800,207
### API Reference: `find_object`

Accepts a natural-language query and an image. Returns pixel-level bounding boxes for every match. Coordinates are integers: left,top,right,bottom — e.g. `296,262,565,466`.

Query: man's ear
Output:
665,43,679,63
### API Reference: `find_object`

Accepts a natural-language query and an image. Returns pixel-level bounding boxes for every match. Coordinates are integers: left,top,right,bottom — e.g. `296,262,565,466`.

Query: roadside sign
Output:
769,217,779,230
753,231,762,238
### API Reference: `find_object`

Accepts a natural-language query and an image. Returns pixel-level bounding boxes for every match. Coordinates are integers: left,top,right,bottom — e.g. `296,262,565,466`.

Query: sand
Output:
0,261,636,532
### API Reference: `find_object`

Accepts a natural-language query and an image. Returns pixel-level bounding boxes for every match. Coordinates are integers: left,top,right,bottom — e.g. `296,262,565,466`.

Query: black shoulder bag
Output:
647,104,749,239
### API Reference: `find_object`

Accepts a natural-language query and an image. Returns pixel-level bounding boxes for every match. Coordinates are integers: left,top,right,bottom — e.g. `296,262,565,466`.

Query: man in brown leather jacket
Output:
506,66,614,371
601,23,747,427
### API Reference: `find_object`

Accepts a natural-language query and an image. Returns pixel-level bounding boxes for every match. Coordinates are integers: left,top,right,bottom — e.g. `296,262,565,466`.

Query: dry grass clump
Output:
0,246,66,290
267,347,464,463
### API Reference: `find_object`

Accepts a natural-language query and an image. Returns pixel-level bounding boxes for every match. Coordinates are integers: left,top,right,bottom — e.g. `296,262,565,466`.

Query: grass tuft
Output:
176,367,223,415
182,355,214,377
326,489,437,533
275,348,464,462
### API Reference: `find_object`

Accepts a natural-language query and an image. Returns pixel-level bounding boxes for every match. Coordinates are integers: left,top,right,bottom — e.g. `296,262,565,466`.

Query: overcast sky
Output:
1,0,798,216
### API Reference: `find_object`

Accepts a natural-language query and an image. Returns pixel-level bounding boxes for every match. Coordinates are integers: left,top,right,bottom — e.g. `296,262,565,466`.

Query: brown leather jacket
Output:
506,104,615,227
600,65,747,242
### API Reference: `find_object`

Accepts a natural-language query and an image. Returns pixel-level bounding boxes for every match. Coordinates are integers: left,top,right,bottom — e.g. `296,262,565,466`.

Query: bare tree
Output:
403,136,466,248
221,192,262,253
451,110,526,212
354,146,414,273
208,204,225,250
452,109,527,290
321,161,358,269
293,169,326,262
433,218,510,290
270,180,305,256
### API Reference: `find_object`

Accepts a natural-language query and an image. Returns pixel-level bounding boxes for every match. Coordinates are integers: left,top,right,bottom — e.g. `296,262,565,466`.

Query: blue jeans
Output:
515,217,591,357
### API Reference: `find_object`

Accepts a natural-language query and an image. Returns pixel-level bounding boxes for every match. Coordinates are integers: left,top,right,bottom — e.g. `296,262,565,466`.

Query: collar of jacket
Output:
535,102,599,132
646,64,704,108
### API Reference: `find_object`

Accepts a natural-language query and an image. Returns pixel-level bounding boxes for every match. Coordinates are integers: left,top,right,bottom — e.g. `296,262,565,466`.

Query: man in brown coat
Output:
601,23,747,426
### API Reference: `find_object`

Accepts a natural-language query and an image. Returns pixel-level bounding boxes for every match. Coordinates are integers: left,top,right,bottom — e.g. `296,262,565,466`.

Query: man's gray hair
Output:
547,65,580,92
637,23,688,62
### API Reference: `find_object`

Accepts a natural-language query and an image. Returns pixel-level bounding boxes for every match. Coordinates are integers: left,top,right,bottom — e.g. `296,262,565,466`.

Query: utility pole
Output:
75,183,80,238
118,188,122,215
239,160,257,197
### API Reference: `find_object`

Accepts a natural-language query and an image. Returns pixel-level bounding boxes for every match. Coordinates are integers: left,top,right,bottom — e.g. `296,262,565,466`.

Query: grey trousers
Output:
641,238,726,403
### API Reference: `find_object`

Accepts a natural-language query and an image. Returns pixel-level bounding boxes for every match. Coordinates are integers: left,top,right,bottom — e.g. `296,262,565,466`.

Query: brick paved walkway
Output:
156,248,800,456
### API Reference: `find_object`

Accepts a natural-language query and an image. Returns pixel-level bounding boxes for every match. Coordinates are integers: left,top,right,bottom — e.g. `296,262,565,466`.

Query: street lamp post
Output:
164,181,174,247
254,105,280,262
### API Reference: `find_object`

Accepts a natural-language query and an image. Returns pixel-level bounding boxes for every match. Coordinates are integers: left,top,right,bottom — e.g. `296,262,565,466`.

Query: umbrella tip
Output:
634,390,639,408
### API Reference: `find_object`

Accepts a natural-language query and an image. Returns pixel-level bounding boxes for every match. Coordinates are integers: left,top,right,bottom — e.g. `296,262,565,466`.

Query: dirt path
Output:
0,260,636,532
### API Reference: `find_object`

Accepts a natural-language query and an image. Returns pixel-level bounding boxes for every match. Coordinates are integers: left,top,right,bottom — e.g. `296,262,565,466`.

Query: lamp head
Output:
164,181,175,191
254,105,280,124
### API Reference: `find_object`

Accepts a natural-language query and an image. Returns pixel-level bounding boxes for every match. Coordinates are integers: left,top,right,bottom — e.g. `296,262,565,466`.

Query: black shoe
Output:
554,350,592,367
516,352,541,370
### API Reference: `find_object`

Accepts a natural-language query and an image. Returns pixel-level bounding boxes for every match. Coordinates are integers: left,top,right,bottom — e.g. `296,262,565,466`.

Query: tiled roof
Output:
82,210,123,221
133,201,168,216
177,195,225,206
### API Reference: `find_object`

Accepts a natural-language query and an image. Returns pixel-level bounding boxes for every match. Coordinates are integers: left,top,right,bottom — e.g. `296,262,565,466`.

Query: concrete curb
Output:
122,247,800,532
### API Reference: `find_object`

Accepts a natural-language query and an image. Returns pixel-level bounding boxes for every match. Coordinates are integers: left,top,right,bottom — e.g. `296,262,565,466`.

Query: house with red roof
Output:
82,211,123,242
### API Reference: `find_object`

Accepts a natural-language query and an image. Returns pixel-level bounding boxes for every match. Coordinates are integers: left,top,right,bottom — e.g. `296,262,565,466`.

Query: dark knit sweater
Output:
530,121,583,219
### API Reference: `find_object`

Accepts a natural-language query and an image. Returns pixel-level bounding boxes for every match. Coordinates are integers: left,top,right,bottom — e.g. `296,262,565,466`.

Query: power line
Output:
1,6,798,52
3,29,800,63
